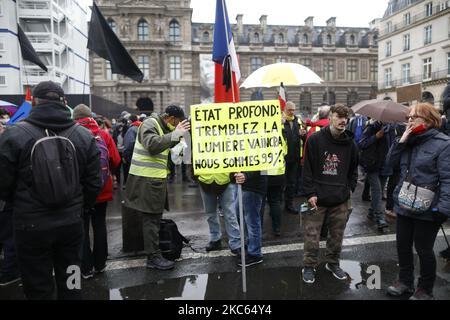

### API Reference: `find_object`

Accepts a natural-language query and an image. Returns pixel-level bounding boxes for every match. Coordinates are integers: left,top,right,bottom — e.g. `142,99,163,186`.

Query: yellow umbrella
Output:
240,63,323,88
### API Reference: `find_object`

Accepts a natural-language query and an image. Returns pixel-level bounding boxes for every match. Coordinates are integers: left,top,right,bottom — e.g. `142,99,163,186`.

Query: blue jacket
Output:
387,128,450,222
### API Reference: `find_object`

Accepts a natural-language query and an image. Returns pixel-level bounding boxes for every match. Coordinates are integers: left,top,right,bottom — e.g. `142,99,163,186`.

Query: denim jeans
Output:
243,191,264,257
366,171,384,217
200,184,241,250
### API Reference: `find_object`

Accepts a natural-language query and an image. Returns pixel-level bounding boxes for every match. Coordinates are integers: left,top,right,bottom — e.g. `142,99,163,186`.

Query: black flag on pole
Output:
87,2,143,82
17,24,48,72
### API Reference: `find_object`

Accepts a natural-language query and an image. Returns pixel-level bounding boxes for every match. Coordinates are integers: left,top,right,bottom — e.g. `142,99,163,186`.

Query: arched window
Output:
137,19,149,41
422,91,435,104
253,32,260,43
347,91,359,106
277,33,284,44
169,19,180,43
303,33,308,44
300,92,312,114
350,34,356,45
327,34,332,45
323,91,336,105
202,31,210,42
107,18,116,33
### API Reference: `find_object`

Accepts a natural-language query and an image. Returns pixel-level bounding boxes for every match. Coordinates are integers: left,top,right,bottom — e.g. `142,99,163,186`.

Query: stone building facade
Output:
91,0,379,116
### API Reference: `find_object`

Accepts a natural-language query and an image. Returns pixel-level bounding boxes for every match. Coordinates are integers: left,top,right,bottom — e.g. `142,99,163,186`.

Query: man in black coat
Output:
0,81,102,299
283,101,301,213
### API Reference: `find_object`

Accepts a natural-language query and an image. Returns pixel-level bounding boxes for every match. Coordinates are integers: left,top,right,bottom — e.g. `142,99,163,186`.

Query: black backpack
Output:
17,122,81,208
159,219,189,261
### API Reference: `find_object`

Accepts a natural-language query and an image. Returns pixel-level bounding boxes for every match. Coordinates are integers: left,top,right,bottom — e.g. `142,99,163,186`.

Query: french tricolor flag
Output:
213,0,240,103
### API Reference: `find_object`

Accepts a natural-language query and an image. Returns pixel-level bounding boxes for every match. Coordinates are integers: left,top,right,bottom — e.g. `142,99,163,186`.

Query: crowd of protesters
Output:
0,80,449,300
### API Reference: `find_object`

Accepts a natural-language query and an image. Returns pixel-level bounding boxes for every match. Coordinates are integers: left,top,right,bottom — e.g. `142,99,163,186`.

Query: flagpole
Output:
15,3,23,95
221,0,246,294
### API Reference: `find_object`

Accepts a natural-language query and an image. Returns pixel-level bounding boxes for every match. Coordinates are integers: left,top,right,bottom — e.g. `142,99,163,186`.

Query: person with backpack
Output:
73,104,121,279
347,113,368,145
0,81,103,299
124,105,190,270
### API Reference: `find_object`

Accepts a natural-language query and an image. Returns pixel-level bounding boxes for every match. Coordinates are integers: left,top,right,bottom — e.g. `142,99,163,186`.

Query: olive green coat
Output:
124,114,179,214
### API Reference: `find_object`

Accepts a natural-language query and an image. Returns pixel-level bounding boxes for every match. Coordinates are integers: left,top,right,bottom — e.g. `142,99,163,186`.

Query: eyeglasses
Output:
406,114,425,121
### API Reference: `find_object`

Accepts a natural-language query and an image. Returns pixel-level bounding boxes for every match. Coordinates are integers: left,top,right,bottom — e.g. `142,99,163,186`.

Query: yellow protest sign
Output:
191,100,284,175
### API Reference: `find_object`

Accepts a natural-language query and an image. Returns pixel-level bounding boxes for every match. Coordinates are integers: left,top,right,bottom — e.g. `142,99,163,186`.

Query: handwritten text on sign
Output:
191,100,284,175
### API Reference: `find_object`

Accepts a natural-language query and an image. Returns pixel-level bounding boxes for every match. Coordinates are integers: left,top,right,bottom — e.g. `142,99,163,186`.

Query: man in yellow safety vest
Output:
124,105,190,270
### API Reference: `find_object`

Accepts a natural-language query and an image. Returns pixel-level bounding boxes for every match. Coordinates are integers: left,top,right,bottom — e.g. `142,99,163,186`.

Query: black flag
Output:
87,2,143,82
17,24,48,72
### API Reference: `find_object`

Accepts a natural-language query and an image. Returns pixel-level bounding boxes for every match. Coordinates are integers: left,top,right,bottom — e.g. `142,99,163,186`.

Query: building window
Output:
107,18,116,33
277,33,284,44
253,33,260,43
402,63,410,84
326,34,332,45
403,34,410,51
169,20,181,43
370,60,378,82
425,2,433,16
169,56,181,80
386,41,392,57
424,25,432,44
386,21,392,33
324,60,335,81
384,68,392,88
0,74,6,86
323,91,336,105
303,33,308,44
423,57,432,80
138,56,149,79
300,58,311,69
250,57,262,72
347,59,357,81
137,19,149,41
347,92,358,107
276,57,286,63
202,31,210,42
300,92,312,113
404,13,411,26
349,34,356,45
448,53,450,75
105,61,117,80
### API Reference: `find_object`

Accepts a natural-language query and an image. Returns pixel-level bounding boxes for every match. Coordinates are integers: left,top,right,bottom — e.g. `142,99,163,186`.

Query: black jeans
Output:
386,172,400,211
15,222,83,300
82,202,108,273
396,214,441,293
260,185,283,232
285,161,298,207
0,205,19,277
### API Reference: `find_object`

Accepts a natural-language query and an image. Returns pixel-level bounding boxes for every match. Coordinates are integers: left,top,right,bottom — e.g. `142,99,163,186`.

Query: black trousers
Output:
285,161,298,207
386,172,400,211
396,214,441,293
15,222,83,300
82,202,108,273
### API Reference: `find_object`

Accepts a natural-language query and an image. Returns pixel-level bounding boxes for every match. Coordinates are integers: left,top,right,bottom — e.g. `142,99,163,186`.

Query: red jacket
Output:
306,118,330,140
76,117,121,203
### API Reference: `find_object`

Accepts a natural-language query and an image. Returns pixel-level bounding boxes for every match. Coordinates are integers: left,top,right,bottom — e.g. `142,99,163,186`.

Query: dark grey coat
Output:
387,128,450,222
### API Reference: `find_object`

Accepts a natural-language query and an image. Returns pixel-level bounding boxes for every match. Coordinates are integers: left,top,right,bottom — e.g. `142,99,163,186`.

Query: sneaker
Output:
0,274,21,286
302,267,316,284
273,229,281,237
387,281,414,297
377,218,388,230
82,270,94,280
230,248,241,256
325,263,348,280
237,254,263,267
205,240,222,252
95,266,106,274
409,288,434,300
385,210,396,218
146,255,175,270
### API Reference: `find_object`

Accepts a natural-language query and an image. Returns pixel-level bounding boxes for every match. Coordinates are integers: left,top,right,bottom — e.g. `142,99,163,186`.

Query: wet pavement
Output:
1,168,450,300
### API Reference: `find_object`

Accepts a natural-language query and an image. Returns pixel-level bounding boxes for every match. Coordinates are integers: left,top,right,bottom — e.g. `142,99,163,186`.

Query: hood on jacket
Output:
76,117,101,136
310,118,330,128
323,125,355,145
25,102,74,131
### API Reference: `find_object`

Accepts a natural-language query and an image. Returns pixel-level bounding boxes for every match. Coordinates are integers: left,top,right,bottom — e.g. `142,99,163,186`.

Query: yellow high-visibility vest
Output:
267,136,287,176
198,173,230,185
129,118,169,179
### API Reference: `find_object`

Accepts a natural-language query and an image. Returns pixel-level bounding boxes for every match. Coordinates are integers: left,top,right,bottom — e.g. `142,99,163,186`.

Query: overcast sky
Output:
190,0,388,28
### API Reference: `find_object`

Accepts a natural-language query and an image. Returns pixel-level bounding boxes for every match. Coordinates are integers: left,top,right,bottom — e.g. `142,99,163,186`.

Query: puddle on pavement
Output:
107,260,399,300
